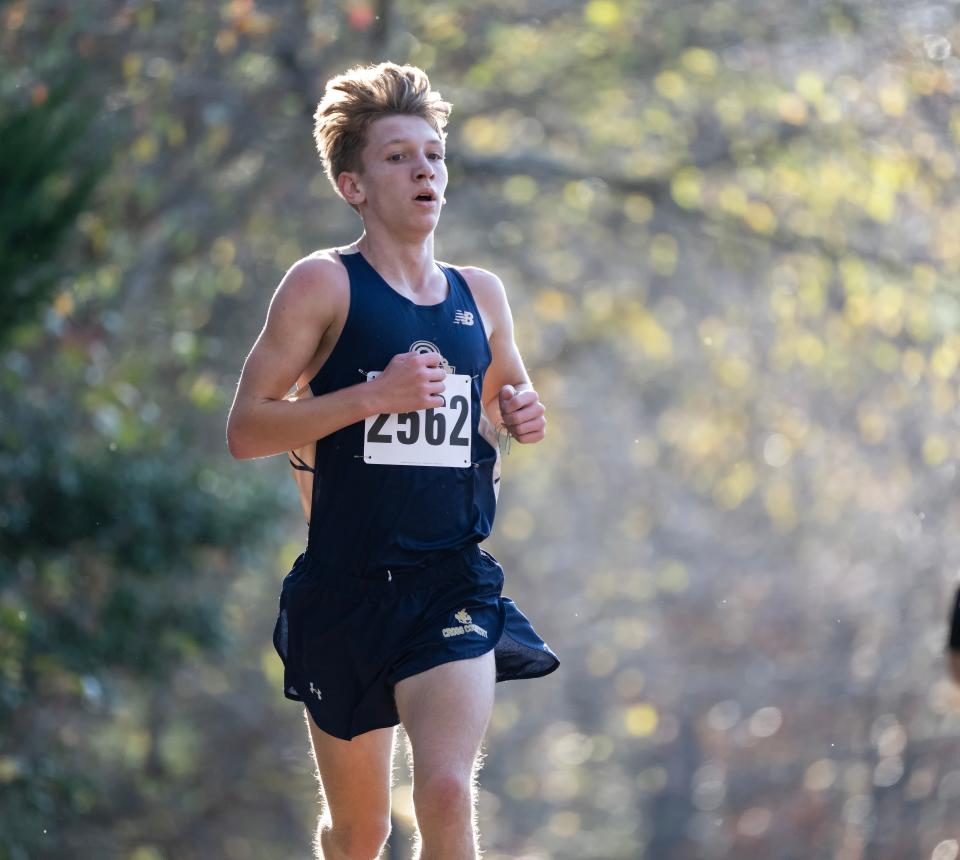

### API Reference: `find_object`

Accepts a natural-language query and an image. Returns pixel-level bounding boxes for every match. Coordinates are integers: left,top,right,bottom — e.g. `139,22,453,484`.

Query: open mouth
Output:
414,190,436,202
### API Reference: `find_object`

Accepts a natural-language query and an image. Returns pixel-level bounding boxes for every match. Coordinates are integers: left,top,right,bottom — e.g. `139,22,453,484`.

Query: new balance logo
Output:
309,681,322,701
453,310,474,326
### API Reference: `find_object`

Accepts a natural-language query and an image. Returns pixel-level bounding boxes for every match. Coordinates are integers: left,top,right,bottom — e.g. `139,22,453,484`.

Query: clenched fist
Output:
499,384,546,443
370,351,447,414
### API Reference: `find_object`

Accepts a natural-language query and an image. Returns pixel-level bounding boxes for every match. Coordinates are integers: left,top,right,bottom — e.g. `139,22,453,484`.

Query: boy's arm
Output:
226,256,447,460
460,267,546,444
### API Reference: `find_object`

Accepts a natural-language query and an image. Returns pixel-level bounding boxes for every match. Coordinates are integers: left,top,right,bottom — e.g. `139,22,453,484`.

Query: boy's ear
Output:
337,171,365,206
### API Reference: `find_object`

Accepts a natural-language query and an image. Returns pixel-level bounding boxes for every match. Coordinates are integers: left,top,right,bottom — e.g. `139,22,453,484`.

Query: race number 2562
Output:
363,372,472,467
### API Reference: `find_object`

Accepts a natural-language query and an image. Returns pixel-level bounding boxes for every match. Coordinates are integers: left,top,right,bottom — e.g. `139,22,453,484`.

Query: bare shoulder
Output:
445,263,512,331
271,248,349,317
449,264,508,301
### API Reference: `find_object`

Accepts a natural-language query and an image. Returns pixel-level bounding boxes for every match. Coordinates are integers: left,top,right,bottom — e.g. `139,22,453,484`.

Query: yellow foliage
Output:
462,116,507,154
503,175,539,204
796,332,826,367
795,71,824,102
535,289,570,322
122,53,142,79
627,306,673,360
931,383,955,416
857,405,888,444
658,561,688,593
671,167,703,209
768,287,795,321
719,184,748,216
716,356,752,389
879,82,908,117
871,342,900,373
951,109,960,146
166,121,186,148
778,93,808,125
655,71,687,101
641,105,674,134
715,94,745,126
839,256,869,295
817,95,843,123
744,201,776,234
844,294,869,328
625,703,659,737
681,47,718,77
865,189,895,223
764,479,797,532
210,236,236,267
901,349,926,383
128,847,164,860
930,340,959,380
584,0,622,28
132,134,158,163
911,68,942,96
923,434,950,466
564,180,596,210
648,233,678,277
713,461,757,510
53,291,75,317
189,374,220,409
624,194,654,223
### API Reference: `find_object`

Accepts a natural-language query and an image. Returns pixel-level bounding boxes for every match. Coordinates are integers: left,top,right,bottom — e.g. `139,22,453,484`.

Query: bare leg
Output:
394,651,496,860
304,708,396,859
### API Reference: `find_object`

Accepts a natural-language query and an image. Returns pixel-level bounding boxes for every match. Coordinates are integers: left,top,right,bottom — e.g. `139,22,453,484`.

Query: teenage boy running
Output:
226,62,559,860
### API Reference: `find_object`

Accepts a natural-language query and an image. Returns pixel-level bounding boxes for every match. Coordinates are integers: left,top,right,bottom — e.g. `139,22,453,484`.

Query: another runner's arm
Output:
460,266,546,444
226,257,446,460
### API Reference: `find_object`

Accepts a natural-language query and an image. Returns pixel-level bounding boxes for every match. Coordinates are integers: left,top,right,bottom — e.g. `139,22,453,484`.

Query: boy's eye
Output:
429,153,445,160
388,153,403,161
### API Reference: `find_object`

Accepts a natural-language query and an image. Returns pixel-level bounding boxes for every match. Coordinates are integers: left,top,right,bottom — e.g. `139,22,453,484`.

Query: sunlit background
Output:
4,1,960,858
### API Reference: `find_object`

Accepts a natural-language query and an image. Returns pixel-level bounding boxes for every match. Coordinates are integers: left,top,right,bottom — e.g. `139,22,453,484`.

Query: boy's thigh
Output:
304,708,397,822
394,651,496,775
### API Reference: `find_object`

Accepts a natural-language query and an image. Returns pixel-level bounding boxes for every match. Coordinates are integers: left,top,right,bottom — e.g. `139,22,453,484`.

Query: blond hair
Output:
313,62,452,200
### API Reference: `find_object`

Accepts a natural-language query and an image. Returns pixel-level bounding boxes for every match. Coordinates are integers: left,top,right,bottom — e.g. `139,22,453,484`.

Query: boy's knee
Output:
413,769,473,819
317,815,391,860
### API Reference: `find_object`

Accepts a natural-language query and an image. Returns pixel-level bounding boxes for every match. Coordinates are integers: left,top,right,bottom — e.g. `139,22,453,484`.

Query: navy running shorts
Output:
271,543,560,741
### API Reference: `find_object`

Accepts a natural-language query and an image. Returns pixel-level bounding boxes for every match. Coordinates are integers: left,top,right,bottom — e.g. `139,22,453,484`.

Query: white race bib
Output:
363,372,472,467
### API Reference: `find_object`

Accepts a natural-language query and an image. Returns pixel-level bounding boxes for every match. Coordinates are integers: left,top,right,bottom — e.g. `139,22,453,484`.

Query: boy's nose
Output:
414,157,435,180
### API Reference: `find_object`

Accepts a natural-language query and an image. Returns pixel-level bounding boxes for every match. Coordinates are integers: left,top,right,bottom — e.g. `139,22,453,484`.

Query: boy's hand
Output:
371,351,447,414
498,384,546,443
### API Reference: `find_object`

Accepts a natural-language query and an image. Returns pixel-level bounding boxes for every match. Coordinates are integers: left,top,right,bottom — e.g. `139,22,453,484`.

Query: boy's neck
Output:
355,231,439,293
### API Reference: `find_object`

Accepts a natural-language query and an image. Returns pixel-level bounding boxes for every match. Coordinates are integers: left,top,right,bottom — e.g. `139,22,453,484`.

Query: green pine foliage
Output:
0,65,285,860
0,82,109,346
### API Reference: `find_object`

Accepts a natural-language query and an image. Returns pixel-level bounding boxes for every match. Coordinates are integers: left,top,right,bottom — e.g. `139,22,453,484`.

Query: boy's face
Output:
340,114,448,236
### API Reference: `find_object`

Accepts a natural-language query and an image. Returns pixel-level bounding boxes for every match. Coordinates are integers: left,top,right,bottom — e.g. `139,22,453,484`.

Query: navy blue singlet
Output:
304,250,501,575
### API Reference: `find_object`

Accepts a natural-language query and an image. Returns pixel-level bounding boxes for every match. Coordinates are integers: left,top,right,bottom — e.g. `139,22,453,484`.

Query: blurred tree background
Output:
3,0,960,858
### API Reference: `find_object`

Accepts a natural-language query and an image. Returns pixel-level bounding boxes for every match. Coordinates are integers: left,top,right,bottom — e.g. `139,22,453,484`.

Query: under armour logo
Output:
453,310,474,326
309,681,322,701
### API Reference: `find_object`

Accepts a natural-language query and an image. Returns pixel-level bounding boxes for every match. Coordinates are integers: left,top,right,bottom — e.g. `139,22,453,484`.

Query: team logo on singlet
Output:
442,608,488,639
410,340,454,374
453,310,474,326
